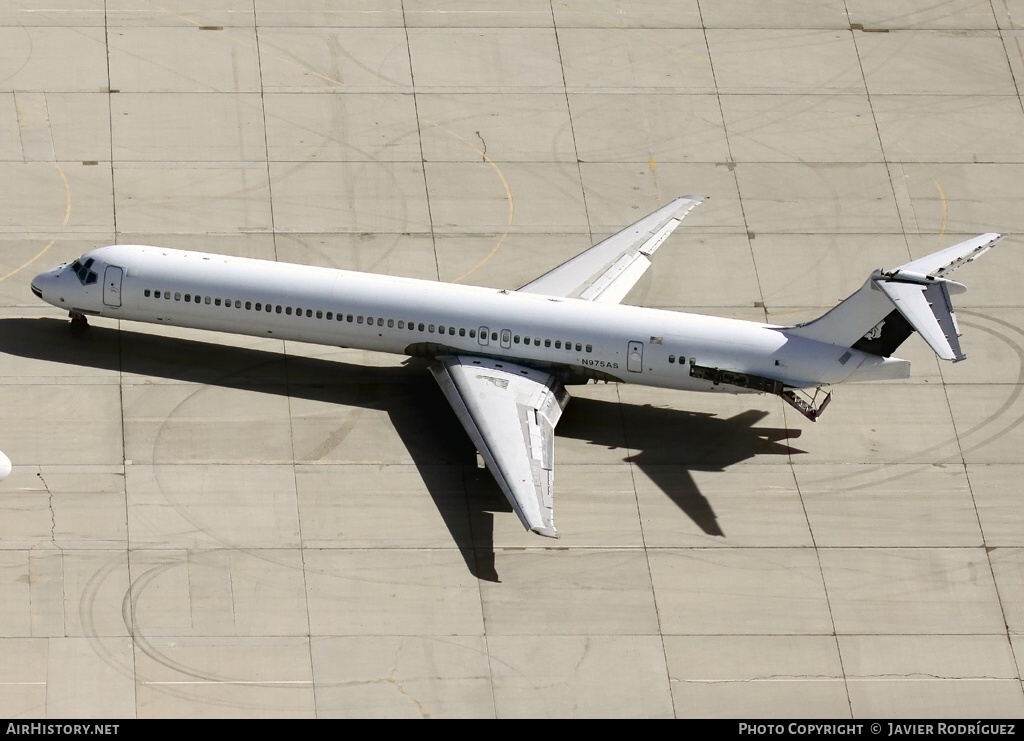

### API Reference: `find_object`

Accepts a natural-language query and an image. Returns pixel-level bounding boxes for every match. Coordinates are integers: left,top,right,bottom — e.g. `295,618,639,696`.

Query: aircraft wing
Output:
429,355,570,537
518,196,704,303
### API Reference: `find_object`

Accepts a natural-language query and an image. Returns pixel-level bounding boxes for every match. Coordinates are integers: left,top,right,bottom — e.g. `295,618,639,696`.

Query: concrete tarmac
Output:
1,0,1023,718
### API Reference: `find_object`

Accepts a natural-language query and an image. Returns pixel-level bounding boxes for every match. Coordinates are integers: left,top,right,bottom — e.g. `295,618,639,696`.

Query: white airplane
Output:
29,197,1000,537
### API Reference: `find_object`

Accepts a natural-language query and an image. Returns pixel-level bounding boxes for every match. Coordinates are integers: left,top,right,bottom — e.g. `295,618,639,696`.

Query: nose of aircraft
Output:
30,266,61,300
0,450,11,482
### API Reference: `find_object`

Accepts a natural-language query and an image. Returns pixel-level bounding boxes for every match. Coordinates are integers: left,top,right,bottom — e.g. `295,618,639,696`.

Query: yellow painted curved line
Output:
57,163,72,224
422,120,516,284
932,179,948,245
0,164,72,283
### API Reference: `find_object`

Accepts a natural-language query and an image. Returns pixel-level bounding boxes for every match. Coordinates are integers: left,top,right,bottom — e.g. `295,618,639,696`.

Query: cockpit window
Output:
70,257,98,286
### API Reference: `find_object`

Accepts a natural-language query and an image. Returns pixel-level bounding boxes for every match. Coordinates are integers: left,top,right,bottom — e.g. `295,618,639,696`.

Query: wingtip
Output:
532,526,559,539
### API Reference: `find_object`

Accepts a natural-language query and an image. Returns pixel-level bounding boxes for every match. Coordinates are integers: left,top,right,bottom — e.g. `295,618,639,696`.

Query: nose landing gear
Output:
69,311,89,327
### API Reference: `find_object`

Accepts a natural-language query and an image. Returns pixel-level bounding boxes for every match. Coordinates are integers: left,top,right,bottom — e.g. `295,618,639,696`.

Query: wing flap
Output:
429,355,569,537
519,196,704,303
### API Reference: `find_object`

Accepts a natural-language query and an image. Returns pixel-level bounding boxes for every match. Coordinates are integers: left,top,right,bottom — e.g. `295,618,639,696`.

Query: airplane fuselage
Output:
31,244,907,393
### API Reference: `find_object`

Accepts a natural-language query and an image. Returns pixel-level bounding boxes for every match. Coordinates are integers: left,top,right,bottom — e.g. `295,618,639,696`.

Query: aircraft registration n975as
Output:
28,197,1001,536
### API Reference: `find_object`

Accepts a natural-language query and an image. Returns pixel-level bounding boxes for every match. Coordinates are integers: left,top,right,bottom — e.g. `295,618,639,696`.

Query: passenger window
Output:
448,327,455,335
428,324,435,333
397,320,404,329
357,316,363,324
276,305,282,313
544,339,551,348
255,303,262,311
144,289,151,297
575,343,582,351
439,325,445,333
586,344,592,353
491,332,498,341
236,300,242,309
347,315,353,322
513,335,520,344
459,328,465,337
555,341,561,349
286,307,292,315
214,298,221,306
377,318,384,326
183,294,190,302
469,329,476,338
387,319,394,328
317,310,323,319
669,355,675,364
205,296,211,305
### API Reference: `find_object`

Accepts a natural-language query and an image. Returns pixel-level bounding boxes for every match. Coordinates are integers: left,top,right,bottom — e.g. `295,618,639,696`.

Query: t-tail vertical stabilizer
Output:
785,233,1002,362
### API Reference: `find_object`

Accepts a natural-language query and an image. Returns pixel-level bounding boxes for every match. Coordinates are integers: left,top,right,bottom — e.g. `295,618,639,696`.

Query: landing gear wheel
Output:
69,311,89,328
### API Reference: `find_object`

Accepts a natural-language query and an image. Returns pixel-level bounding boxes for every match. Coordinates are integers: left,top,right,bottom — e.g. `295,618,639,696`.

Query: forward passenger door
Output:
103,266,123,308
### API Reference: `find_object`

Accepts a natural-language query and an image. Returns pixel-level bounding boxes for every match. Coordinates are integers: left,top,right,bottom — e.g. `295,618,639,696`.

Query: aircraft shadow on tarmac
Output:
0,318,804,582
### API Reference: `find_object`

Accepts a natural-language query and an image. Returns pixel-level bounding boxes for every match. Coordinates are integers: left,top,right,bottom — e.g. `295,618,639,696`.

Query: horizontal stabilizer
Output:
876,279,963,361
896,233,1002,278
